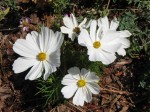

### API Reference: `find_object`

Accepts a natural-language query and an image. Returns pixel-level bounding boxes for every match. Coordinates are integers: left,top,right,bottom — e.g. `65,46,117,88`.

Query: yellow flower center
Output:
22,21,29,26
77,79,86,87
93,41,101,49
73,27,80,34
37,52,46,61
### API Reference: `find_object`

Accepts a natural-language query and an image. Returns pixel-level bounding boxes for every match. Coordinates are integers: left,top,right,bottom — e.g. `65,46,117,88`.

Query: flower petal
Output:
96,26,102,39
43,61,50,80
25,62,43,80
83,87,92,103
87,48,108,62
99,50,116,65
100,16,109,33
68,33,76,41
120,38,130,48
63,15,74,29
117,47,126,56
13,39,38,58
110,17,119,30
78,29,92,46
61,84,78,99
85,72,99,82
79,18,87,27
61,74,78,86
60,26,73,34
87,48,102,62
73,88,85,106
86,82,100,94
46,31,64,54
97,18,102,27
54,31,64,49
31,31,38,38
88,48,116,65
38,27,46,51
68,67,80,75
48,49,60,67
80,68,89,78
84,19,92,28
43,27,52,52
101,42,122,53
30,31,40,49
71,14,78,27
26,32,40,51
43,61,57,80
90,20,97,42
101,30,120,43
38,27,61,52
45,28,54,51
68,67,81,80
119,30,131,38
12,57,38,73
23,27,29,31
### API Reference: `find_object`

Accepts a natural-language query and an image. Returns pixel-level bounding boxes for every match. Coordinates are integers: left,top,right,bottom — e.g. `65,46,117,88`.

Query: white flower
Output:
78,20,123,65
12,27,64,80
98,16,131,56
61,67,100,106
60,13,87,41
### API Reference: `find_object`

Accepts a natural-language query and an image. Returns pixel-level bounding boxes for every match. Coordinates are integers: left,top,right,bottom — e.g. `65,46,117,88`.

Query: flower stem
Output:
106,0,111,9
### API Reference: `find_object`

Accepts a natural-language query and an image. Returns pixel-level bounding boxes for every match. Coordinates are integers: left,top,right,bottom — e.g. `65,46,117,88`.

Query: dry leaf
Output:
30,13,42,25
115,59,132,67
44,15,56,28
0,86,12,110
17,0,30,3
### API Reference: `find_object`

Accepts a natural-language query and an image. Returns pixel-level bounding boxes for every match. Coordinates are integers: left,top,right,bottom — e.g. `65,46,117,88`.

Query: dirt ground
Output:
0,0,150,112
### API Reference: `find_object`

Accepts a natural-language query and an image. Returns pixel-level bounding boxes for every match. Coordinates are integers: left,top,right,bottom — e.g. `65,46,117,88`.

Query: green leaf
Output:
0,7,10,21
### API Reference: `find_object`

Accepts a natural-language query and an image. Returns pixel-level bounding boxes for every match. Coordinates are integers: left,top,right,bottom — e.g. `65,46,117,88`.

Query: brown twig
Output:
105,85,120,90
109,95,121,112
65,101,86,112
111,73,123,89
99,94,110,100
109,8,143,11
0,28,19,32
100,87,131,95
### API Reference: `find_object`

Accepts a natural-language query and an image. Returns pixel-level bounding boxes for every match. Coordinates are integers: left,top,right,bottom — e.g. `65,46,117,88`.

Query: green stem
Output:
106,0,111,9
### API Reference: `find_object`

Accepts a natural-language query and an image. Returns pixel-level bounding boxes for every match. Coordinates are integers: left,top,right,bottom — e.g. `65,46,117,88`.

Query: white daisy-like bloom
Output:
12,27,64,80
60,13,87,41
78,20,124,65
98,16,132,56
61,67,100,106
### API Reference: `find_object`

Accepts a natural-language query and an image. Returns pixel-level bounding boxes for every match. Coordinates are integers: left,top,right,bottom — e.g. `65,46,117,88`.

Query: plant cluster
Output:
0,0,149,111
12,10,132,107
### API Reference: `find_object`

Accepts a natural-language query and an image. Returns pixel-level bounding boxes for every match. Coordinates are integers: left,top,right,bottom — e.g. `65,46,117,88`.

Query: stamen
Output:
37,52,46,61
77,79,86,87
73,27,80,34
22,21,29,26
93,41,101,49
